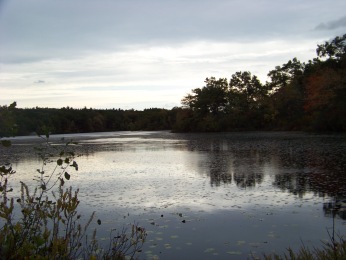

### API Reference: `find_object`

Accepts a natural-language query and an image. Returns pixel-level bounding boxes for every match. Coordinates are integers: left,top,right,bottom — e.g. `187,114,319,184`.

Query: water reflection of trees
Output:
233,171,263,189
206,152,233,186
273,172,312,197
200,150,266,188
183,133,346,194
184,137,266,188
323,197,346,220
272,147,346,198
207,158,264,188
232,153,264,188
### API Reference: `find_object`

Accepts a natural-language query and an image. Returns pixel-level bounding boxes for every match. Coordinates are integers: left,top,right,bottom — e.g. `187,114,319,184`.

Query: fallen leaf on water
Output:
227,251,242,255
204,248,215,253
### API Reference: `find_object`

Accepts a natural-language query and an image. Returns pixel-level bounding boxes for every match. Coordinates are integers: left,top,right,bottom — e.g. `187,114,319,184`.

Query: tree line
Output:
1,34,345,136
178,34,346,132
0,106,177,136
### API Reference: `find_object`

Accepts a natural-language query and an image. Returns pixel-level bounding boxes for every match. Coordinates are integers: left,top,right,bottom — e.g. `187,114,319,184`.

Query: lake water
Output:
2,131,346,259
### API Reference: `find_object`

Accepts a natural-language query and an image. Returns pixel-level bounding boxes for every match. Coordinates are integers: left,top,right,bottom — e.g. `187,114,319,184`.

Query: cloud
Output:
315,16,346,31
1,0,346,109
34,80,45,84
0,0,335,65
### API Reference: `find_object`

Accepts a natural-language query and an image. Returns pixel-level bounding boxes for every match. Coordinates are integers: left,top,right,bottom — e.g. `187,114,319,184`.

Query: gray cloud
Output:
315,16,346,31
1,0,346,109
34,80,45,84
1,0,340,64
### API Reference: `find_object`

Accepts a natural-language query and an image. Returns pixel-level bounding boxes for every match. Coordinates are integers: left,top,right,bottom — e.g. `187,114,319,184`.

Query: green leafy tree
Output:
266,57,305,92
304,65,346,131
229,71,266,101
0,102,17,137
229,71,267,109
266,58,305,129
180,77,229,131
316,33,346,61
182,77,228,116
228,71,270,129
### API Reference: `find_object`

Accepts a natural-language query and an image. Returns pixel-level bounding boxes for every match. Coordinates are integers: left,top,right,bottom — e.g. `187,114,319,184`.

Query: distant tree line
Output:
0,34,345,136
0,106,177,136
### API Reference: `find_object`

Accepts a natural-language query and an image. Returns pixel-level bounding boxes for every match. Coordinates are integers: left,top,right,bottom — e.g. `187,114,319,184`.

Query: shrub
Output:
0,134,146,259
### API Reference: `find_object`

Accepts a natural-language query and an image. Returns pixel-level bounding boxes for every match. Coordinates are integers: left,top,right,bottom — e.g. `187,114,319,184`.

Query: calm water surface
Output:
3,131,346,259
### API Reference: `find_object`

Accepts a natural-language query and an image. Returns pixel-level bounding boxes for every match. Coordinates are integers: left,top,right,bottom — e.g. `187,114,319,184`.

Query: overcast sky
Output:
0,0,345,110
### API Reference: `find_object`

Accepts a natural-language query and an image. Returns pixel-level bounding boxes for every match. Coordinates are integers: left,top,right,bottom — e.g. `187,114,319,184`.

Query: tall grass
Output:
264,237,346,260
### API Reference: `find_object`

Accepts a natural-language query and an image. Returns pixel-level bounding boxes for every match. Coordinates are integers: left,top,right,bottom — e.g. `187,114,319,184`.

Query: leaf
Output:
227,251,242,255
71,161,78,171
1,140,11,147
204,248,215,253
64,172,70,180
57,159,63,166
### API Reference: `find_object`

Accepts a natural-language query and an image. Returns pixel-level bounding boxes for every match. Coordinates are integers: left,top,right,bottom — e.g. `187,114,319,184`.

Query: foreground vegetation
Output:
0,128,146,259
264,237,346,260
1,34,345,135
